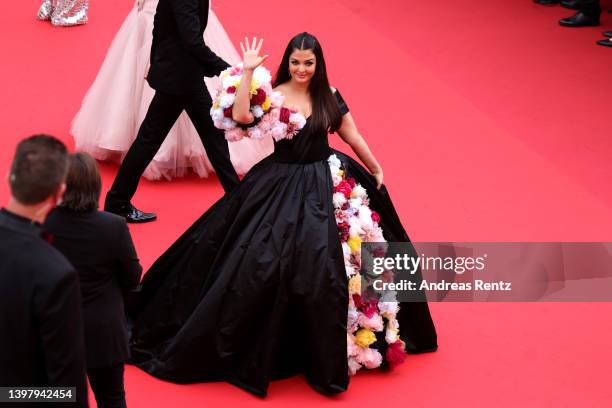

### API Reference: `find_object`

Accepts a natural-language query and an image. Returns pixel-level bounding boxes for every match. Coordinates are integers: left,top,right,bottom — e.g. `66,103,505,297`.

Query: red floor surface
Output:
1,0,611,406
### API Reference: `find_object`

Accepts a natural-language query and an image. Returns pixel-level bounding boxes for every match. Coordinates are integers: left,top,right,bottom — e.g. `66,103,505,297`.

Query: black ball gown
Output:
128,90,437,396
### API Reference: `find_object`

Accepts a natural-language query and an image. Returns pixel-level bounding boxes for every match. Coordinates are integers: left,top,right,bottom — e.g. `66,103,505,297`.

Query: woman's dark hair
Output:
273,32,342,136
60,152,101,212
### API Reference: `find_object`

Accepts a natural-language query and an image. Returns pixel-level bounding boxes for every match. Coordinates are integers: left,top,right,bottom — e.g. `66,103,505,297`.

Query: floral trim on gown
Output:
70,0,273,180
127,90,437,396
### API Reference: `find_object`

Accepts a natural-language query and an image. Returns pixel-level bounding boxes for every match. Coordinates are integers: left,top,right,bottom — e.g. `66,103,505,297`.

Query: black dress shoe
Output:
559,12,600,27
602,31,612,37
560,0,580,10
534,0,560,5
105,202,157,223
596,39,612,47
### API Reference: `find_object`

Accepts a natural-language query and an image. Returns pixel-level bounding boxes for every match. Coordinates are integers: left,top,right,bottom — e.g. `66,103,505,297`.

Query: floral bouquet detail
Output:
327,154,407,375
210,64,306,142
261,104,307,141
210,63,273,141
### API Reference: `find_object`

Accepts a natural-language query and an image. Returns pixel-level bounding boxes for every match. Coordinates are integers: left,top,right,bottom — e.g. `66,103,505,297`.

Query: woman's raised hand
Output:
240,37,268,71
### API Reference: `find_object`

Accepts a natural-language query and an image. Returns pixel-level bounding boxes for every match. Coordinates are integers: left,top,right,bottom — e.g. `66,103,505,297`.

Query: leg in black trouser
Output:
105,87,240,208
559,0,600,26
185,87,240,192
580,0,601,17
106,91,184,206
87,363,127,408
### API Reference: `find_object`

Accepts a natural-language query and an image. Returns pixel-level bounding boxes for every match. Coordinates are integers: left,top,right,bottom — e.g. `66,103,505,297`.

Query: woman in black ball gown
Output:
128,33,437,397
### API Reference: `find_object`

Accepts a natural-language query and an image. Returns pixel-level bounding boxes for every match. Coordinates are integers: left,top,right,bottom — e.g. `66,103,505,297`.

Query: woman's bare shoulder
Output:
273,83,289,93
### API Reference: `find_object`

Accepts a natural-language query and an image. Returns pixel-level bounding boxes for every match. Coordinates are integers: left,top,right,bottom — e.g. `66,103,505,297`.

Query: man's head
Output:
8,135,69,208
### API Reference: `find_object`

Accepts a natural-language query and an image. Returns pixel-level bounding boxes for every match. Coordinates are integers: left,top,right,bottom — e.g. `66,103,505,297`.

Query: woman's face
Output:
289,49,316,84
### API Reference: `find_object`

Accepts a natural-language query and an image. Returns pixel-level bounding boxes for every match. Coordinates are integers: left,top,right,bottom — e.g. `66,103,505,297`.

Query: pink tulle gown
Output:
71,0,273,180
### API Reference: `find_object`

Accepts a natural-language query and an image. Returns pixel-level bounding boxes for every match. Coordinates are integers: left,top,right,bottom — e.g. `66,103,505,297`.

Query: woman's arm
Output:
232,37,268,124
337,113,384,189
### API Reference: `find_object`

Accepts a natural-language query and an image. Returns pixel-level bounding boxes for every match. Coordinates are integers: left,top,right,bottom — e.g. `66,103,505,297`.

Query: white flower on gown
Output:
70,0,273,180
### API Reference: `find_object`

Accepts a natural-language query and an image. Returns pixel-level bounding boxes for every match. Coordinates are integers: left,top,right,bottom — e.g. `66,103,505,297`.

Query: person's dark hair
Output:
60,152,101,212
273,32,342,136
9,134,68,205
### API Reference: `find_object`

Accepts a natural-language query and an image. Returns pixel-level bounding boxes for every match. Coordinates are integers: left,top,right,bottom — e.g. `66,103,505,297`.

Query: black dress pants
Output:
580,0,601,16
106,86,240,206
87,363,126,408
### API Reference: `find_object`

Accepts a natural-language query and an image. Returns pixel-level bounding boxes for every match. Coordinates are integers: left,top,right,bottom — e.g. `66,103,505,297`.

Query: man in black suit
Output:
0,135,88,407
105,0,239,223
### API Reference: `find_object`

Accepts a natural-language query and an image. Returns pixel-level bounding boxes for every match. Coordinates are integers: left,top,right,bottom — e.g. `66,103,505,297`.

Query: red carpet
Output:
1,0,611,406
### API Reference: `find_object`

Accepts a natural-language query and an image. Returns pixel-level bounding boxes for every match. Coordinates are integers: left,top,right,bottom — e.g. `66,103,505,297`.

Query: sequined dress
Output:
37,0,88,26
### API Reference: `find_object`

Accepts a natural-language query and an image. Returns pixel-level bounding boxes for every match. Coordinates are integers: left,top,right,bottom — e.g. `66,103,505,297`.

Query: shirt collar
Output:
0,208,44,238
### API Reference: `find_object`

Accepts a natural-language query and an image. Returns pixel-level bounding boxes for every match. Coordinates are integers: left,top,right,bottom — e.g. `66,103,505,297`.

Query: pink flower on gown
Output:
70,0,273,180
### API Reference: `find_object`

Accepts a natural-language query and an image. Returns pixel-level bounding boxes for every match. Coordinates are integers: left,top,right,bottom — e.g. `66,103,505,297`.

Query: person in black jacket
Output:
105,0,239,223
46,152,143,408
0,135,88,408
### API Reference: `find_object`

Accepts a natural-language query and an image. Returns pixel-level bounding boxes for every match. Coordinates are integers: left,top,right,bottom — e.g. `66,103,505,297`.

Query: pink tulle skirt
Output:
70,1,273,180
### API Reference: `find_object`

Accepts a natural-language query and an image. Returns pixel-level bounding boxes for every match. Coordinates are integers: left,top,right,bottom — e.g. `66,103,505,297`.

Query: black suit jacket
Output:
44,208,142,369
0,209,88,407
148,0,230,94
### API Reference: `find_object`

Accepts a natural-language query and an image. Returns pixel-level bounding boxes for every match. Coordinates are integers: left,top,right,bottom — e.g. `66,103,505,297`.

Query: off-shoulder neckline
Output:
272,88,340,122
